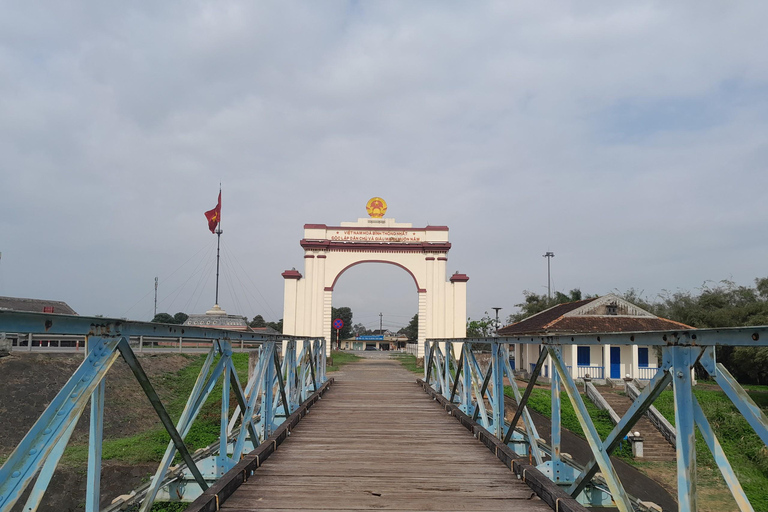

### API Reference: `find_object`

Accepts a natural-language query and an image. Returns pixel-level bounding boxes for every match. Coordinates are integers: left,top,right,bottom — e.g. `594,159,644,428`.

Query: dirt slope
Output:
0,352,195,511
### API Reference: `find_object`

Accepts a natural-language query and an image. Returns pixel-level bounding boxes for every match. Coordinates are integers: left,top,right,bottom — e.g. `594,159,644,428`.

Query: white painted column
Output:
436,256,447,338
570,345,578,379
424,257,434,341
417,292,428,358
631,345,639,379
281,270,302,335
313,255,326,338
449,274,468,338
323,290,333,356
302,255,315,336
603,344,611,380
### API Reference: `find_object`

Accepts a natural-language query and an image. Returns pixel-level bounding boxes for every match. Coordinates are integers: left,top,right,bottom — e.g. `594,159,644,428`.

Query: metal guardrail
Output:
424,326,768,512
0,311,327,512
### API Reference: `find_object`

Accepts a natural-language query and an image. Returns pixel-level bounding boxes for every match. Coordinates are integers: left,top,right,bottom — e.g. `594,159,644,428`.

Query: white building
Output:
499,294,691,381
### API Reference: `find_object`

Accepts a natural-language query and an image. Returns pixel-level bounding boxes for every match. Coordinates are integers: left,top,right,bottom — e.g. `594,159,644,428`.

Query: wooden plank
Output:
216,356,552,511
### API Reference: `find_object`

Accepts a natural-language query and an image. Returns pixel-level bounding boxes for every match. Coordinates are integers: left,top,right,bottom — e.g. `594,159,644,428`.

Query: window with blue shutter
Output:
577,346,590,366
638,347,649,367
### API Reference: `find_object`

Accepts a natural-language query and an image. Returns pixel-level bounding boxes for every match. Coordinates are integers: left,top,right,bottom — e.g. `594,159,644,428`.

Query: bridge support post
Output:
261,342,276,439
218,347,231,477
86,378,105,512
0,336,121,512
670,346,698,512
490,341,504,438
284,340,296,410
548,347,633,512
461,346,472,415
550,347,563,483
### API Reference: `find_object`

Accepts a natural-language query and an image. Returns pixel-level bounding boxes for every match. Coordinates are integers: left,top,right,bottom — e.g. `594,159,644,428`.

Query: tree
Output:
173,312,189,324
151,312,176,324
618,278,768,384
352,323,369,337
507,288,587,324
466,312,495,337
399,314,419,341
266,319,283,333
250,315,267,328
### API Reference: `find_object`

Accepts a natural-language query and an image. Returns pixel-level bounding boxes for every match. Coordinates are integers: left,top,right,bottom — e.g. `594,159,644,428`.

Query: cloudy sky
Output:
1,2,767,332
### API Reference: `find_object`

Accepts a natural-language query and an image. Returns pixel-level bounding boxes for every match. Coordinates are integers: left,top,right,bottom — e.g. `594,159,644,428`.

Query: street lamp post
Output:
492,307,502,336
543,252,554,299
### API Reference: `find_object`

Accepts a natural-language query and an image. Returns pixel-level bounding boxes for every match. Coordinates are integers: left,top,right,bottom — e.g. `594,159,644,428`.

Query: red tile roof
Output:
498,296,691,336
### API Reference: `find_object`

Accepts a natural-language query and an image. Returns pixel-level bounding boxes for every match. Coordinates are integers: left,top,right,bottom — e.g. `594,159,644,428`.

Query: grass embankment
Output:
327,350,361,372
650,386,768,510
62,353,250,466
505,386,633,459
390,353,422,374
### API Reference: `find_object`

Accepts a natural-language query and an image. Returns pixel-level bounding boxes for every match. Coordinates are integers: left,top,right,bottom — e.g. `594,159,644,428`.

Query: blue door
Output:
610,347,621,379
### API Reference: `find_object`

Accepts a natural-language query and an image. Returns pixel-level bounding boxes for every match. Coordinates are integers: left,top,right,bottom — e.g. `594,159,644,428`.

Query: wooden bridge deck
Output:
221,355,552,511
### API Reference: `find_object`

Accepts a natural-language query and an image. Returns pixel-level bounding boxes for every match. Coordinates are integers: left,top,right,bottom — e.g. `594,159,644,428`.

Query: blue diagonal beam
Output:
693,395,753,512
547,347,633,512
226,356,260,460
140,345,220,511
502,349,544,466
116,338,208,491
699,349,768,447
504,347,547,445
0,336,121,512
21,403,85,512
568,364,672,497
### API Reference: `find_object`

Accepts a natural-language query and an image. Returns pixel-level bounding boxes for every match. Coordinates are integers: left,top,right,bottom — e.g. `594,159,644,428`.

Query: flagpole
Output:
215,186,222,306
215,226,221,306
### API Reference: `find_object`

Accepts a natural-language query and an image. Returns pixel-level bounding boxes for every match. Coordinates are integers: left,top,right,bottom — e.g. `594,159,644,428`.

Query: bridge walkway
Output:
221,354,551,511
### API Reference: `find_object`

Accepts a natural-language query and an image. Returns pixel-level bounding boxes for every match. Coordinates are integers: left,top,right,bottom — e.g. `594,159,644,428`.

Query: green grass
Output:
327,350,361,372
652,387,768,509
61,353,250,467
390,353,422,374
505,386,633,459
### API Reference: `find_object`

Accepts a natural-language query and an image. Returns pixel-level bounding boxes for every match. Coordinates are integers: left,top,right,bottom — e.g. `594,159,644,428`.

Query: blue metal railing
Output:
424,327,768,512
0,311,326,512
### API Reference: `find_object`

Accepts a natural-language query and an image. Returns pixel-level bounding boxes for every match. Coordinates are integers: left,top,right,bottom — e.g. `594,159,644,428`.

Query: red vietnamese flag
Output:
204,191,221,233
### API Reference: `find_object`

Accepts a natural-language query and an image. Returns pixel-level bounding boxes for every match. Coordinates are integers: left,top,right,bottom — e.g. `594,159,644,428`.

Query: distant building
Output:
0,296,77,315
183,304,250,331
0,296,78,350
499,294,690,381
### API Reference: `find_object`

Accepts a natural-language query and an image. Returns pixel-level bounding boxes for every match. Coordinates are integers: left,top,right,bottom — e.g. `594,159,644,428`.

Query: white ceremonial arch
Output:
281,199,468,357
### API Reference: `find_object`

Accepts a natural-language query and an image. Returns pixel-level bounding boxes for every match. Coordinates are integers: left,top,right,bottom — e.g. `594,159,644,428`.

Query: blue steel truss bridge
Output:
1,310,767,512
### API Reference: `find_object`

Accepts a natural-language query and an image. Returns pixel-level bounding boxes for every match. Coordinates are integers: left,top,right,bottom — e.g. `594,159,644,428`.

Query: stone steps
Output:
596,388,676,461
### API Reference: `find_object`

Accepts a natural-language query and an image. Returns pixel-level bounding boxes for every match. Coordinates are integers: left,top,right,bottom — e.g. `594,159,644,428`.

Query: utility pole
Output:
379,312,383,334
492,307,502,335
543,252,555,300
154,277,158,317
